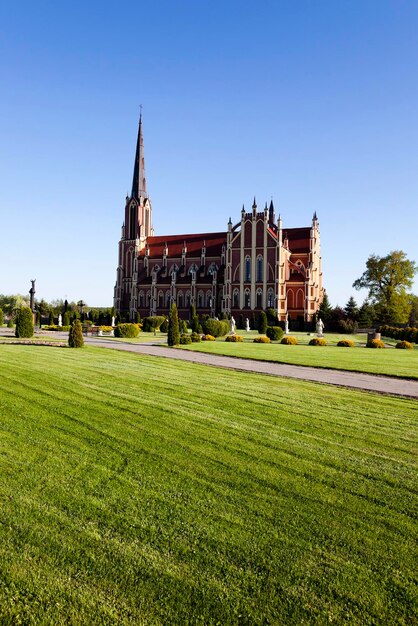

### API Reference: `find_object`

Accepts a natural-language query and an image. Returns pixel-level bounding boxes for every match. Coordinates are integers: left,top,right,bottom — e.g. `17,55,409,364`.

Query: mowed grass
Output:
0,345,417,625
179,332,418,379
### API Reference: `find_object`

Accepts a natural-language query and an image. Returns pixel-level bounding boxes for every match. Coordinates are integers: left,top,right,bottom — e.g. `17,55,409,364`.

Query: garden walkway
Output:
85,337,418,399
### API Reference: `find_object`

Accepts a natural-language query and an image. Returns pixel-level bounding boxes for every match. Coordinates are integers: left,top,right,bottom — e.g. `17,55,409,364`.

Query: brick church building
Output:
114,115,324,323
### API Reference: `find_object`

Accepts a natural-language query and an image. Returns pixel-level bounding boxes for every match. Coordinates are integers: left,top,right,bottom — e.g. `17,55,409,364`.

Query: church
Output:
114,115,324,323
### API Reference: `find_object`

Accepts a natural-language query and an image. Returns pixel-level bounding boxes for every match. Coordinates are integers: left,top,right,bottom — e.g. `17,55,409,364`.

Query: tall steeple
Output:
131,110,147,199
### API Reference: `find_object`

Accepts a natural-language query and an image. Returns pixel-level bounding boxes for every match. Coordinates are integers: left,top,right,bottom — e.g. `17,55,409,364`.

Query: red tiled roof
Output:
140,232,226,258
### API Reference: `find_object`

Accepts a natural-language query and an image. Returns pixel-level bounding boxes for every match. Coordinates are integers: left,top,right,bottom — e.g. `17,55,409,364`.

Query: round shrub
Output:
68,319,84,348
309,337,327,346
254,336,271,343
191,332,201,342
159,318,169,333
366,339,385,349
281,336,298,345
225,335,243,342
179,333,192,345
202,318,229,337
266,326,284,341
202,334,215,341
15,307,34,338
114,323,140,338
337,339,354,347
395,340,413,349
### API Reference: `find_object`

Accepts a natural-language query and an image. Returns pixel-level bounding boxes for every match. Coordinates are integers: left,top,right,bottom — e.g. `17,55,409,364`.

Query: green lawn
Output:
0,345,417,625
178,331,418,379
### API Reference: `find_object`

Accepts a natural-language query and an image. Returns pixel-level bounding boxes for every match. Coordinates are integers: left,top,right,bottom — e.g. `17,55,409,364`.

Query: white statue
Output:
230,316,236,334
58,314,62,327
111,316,115,327
245,317,250,332
285,315,289,335
316,318,324,336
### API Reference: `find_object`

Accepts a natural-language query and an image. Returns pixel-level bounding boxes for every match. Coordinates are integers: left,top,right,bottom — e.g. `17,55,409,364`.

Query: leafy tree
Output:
15,306,34,338
167,303,180,346
353,251,417,324
68,319,84,348
258,311,268,334
0,308,3,326
318,291,332,323
344,296,359,321
358,300,377,328
408,295,418,327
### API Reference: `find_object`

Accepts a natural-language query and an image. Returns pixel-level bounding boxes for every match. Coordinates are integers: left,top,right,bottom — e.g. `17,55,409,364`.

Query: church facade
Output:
114,116,324,323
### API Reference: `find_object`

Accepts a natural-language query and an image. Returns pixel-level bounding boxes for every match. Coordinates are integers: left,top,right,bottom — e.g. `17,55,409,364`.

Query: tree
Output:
353,251,417,324
344,296,359,321
358,300,377,328
408,295,418,327
15,306,34,338
258,311,268,334
68,319,84,348
63,311,70,326
0,308,3,326
318,291,332,323
167,303,180,346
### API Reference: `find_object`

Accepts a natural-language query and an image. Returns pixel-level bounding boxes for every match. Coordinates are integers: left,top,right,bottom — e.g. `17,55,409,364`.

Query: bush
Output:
254,336,271,343
266,308,279,326
225,335,243,342
63,311,70,326
179,333,192,345
143,316,165,332
179,319,188,334
258,311,268,334
159,318,169,333
337,339,354,347
168,303,180,346
366,339,385,349
191,315,200,333
309,337,327,346
395,340,413,349
114,323,140,338
99,326,113,333
15,307,34,338
68,319,84,348
7,318,14,328
336,319,357,334
266,326,284,341
0,308,3,326
202,334,216,341
281,336,297,345
202,318,229,337
190,332,201,342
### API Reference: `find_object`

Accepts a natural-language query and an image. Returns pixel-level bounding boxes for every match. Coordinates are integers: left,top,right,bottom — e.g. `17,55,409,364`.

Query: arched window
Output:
165,291,171,308
287,290,294,309
245,255,251,282
146,291,150,307
244,289,251,308
267,288,274,308
185,291,191,307
233,289,239,309
207,263,218,276
158,291,164,309
256,255,263,282
296,289,304,309
169,264,179,276
138,291,144,308
256,288,262,309
177,291,184,308
206,291,212,307
188,263,199,275
129,203,137,239
197,290,204,308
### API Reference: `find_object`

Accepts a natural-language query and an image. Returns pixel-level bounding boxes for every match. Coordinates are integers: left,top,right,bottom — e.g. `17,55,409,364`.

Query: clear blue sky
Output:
1,1,417,307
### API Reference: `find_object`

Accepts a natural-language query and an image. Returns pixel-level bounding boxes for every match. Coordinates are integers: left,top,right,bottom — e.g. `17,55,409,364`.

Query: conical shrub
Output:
68,319,84,348
15,307,34,338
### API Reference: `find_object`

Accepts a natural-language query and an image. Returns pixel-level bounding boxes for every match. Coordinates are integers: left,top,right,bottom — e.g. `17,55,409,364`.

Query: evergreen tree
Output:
63,311,70,326
68,319,84,348
15,307,34,338
318,291,332,323
344,296,359,321
358,300,377,328
167,303,180,346
49,311,54,325
0,308,3,326
258,311,268,334
408,295,418,327
189,304,196,321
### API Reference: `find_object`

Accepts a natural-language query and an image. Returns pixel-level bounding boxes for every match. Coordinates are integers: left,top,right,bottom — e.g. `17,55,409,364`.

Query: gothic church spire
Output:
131,110,147,199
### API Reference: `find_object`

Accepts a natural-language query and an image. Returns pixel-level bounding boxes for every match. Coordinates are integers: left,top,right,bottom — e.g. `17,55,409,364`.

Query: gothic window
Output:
296,289,304,309
185,291,191,307
177,291,184,308
165,291,171,307
158,291,164,309
129,203,137,239
245,255,251,282
197,290,204,308
188,263,199,275
244,289,251,308
146,291,150,307
145,208,149,235
233,289,239,309
207,263,218,276
256,288,262,308
138,291,144,308
169,264,179,275
256,255,263,282
206,291,212,307
267,288,274,308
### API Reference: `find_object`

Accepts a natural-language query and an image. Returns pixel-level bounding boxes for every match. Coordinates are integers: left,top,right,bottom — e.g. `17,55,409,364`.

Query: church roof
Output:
140,232,226,258
285,227,311,252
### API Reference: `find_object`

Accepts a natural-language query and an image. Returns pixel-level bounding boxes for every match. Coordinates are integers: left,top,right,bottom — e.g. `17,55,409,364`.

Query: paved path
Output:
85,337,418,399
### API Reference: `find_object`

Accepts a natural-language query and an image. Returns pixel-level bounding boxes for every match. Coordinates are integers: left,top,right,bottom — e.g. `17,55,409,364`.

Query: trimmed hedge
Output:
15,307,34,338
68,320,84,348
281,336,298,345
254,336,271,343
309,337,327,346
337,339,354,347
266,326,284,341
190,332,201,343
114,323,140,338
179,334,192,345
143,316,165,332
225,335,243,342
202,318,229,337
366,339,385,349
395,340,413,349
378,325,418,344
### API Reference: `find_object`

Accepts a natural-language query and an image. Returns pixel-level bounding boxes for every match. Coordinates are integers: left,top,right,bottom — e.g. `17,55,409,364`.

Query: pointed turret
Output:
269,199,275,223
131,111,147,199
